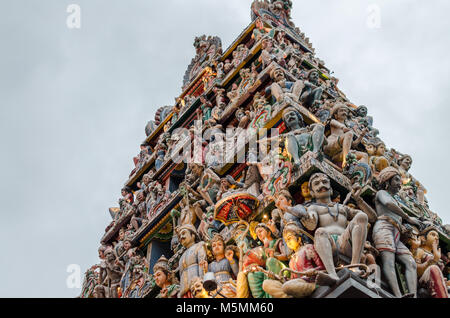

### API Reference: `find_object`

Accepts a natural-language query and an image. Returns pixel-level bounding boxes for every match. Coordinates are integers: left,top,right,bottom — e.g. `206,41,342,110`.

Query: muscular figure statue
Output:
177,224,207,298
270,67,305,103
324,103,369,168
100,248,124,298
299,69,324,109
372,167,419,297
281,107,325,167
302,173,369,285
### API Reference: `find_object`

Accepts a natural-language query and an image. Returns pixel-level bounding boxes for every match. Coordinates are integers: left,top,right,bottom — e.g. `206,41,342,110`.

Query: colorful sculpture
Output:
83,0,449,299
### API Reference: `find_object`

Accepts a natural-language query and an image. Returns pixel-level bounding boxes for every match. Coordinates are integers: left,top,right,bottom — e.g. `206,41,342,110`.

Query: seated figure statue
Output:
270,67,305,103
281,106,325,168
414,227,449,298
300,173,370,286
243,223,287,298
263,222,325,298
324,103,369,168
299,69,324,109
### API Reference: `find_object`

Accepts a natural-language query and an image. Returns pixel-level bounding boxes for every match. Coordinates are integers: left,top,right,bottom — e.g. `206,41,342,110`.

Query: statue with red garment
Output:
263,222,325,298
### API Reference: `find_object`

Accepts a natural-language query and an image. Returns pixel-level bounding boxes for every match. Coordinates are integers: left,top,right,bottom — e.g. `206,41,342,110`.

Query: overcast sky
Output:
0,0,449,298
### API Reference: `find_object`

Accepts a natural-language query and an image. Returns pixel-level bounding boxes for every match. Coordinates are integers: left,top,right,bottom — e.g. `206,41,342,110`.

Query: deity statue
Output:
281,106,325,167
252,18,274,42
130,191,147,231
260,37,285,69
270,67,305,103
243,223,287,298
368,141,390,177
125,264,155,298
177,224,208,298
200,95,214,123
200,234,239,298
300,181,313,206
299,69,324,109
414,227,449,298
324,103,369,168
153,255,180,298
119,187,134,212
80,266,100,298
242,150,264,198
273,190,313,246
301,173,370,286
263,222,325,298
372,167,419,297
397,154,427,205
97,248,124,298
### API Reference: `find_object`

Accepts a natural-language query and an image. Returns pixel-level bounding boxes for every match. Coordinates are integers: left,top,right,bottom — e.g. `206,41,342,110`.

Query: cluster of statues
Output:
81,0,450,299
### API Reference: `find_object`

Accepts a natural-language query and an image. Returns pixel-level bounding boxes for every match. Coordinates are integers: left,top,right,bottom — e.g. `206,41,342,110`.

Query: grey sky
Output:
0,0,448,297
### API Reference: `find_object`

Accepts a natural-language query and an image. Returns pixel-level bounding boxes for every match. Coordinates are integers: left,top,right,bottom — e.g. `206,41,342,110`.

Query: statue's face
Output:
309,71,319,83
426,230,439,247
154,270,167,288
357,107,368,117
273,68,285,81
408,234,421,250
283,110,301,129
256,227,269,242
401,157,412,171
336,107,349,122
123,241,131,250
98,249,105,259
191,279,204,296
105,251,115,262
119,229,125,240
284,232,301,251
377,144,386,156
310,175,332,200
366,144,376,156
256,19,263,29
179,229,195,247
301,182,310,198
388,174,402,193
220,179,231,189
211,240,225,257
275,194,291,211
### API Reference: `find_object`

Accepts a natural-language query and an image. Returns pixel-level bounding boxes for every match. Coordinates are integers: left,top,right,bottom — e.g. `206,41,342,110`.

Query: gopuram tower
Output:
81,1,450,299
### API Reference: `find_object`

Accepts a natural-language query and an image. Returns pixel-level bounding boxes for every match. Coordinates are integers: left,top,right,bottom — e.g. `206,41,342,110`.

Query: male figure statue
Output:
324,103,368,168
373,167,419,297
282,107,325,167
270,67,305,103
299,69,324,109
177,224,207,298
302,173,369,285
